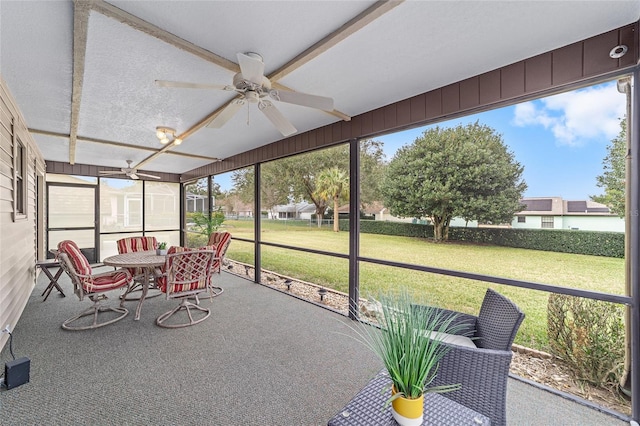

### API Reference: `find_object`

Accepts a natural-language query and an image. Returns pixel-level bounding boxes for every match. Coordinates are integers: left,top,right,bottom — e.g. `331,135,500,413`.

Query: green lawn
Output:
221,219,626,351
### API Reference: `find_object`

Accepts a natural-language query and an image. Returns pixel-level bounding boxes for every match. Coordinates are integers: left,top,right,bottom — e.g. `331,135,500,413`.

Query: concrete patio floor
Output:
0,267,631,425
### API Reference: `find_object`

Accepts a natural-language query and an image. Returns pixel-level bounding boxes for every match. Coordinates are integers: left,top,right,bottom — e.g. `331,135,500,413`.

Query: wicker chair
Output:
57,240,132,330
116,236,160,300
155,246,216,328
417,288,524,426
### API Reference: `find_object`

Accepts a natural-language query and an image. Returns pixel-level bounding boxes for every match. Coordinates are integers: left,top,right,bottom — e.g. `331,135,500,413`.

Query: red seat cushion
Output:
116,237,158,277
116,236,158,254
207,232,231,255
58,240,131,293
58,240,92,276
156,246,214,293
90,271,132,292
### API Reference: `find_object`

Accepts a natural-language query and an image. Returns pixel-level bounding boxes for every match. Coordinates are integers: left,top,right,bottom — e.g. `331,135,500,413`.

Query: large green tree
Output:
232,140,386,224
381,122,527,242
315,167,349,232
591,117,627,218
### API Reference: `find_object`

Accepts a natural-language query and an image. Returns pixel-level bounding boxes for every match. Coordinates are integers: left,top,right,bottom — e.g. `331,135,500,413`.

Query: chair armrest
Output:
434,343,513,426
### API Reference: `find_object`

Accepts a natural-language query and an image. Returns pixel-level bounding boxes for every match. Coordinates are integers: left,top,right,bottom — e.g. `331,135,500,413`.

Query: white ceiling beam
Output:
30,128,220,162
96,0,400,170
91,0,239,72
69,0,92,164
268,1,404,83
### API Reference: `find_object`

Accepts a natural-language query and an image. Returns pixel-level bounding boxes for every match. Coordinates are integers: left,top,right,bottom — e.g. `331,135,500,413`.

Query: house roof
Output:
274,202,315,213
517,197,614,216
1,1,638,177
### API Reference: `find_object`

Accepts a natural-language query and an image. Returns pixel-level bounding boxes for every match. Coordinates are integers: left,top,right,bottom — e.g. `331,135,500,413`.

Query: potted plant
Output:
156,242,168,256
348,290,464,426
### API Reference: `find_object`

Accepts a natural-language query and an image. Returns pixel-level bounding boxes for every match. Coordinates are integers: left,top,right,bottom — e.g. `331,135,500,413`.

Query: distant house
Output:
336,202,384,220
271,202,316,220
512,197,623,232
368,197,624,233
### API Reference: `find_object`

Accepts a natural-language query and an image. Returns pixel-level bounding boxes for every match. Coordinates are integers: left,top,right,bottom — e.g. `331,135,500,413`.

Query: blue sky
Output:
376,81,627,200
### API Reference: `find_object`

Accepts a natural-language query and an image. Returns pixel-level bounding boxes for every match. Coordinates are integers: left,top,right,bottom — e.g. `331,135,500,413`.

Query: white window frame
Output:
12,128,27,222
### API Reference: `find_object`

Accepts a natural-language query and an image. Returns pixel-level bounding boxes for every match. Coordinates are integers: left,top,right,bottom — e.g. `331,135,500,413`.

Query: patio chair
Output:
207,231,231,274
116,236,160,300
200,231,231,299
155,246,216,328
415,288,525,426
57,240,132,330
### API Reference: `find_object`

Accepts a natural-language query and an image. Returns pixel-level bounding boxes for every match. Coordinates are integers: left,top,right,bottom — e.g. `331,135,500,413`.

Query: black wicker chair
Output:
417,288,525,426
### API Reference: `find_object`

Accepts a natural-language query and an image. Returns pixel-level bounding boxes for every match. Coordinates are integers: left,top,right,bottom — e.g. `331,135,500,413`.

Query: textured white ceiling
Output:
1,1,639,176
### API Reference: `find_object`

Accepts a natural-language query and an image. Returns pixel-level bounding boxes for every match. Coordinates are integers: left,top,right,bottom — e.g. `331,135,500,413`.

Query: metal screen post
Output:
349,139,360,320
630,69,640,423
254,163,261,284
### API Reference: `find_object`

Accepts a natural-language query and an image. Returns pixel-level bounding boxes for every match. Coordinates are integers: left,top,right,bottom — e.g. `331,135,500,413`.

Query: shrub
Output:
339,220,624,258
547,294,625,387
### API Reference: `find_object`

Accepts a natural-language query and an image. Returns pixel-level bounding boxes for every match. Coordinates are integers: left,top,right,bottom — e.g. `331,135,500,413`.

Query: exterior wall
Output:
561,215,625,232
450,218,478,228
511,214,624,232
0,78,46,351
511,215,544,229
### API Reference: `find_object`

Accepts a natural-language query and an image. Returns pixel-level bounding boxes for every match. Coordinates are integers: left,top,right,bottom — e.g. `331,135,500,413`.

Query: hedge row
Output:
339,220,624,258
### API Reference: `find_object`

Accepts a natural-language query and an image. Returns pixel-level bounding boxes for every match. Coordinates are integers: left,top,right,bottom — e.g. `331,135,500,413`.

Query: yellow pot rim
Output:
391,386,424,419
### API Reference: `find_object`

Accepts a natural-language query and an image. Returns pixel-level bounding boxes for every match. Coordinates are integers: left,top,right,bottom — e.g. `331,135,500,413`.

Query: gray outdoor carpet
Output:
0,268,629,425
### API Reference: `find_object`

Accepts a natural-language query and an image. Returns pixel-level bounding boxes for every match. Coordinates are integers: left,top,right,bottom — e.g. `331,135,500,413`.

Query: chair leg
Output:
62,298,129,331
156,297,211,328
200,284,224,300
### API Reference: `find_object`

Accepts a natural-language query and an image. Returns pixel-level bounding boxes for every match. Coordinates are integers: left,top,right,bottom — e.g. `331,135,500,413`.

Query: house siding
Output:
0,77,46,351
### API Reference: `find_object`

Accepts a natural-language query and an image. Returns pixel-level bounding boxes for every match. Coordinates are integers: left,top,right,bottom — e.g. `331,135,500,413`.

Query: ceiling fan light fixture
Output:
156,126,179,145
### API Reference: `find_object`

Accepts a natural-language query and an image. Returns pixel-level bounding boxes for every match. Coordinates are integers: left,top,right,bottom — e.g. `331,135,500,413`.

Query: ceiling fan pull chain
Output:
246,101,250,126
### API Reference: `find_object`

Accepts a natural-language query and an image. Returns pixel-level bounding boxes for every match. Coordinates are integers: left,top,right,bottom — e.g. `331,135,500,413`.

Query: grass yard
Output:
221,219,626,351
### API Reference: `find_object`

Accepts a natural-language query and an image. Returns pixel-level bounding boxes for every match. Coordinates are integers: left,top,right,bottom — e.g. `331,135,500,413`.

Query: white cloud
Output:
512,83,626,146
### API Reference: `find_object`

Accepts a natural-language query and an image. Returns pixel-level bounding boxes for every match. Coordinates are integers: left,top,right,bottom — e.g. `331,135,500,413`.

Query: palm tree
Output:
316,168,349,232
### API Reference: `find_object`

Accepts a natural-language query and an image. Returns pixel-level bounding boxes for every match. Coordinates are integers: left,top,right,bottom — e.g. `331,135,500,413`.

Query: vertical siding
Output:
0,78,46,351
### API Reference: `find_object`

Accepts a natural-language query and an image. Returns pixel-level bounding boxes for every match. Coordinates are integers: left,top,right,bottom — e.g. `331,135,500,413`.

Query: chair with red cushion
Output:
155,246,216,328
207,231,231,275
57,240,132,330
116,236,159,300
201,231,231,298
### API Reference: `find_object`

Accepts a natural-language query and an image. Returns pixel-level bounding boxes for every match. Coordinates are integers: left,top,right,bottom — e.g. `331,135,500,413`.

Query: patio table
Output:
327,370,490,425
103,250,166,320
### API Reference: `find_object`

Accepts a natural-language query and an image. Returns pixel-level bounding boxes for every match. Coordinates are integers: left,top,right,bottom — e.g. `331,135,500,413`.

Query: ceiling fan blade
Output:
99,170,126,175
269,89,334,111
155,80,231,91
135,173,161,180
128,173,140,180
237,52,265,85
258,100,297,137
207,98,246,128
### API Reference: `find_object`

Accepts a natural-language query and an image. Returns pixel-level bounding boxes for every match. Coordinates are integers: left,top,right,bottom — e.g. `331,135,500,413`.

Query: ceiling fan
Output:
99,160,161,180
155,52,334,137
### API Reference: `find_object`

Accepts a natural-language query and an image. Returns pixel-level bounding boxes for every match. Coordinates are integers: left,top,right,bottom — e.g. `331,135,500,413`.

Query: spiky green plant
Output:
348,290,465,402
